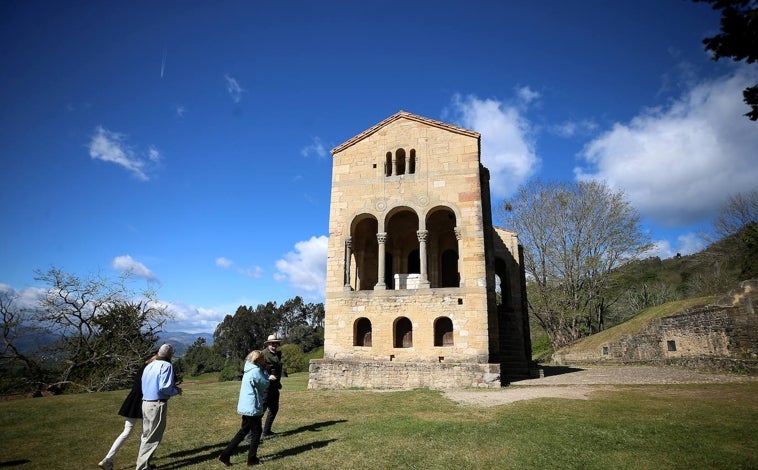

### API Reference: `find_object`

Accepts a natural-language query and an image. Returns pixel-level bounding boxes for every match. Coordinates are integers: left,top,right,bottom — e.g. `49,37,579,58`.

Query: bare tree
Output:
714,190,758,238
501,180,651,350
33,267,170,393
0,292,46,394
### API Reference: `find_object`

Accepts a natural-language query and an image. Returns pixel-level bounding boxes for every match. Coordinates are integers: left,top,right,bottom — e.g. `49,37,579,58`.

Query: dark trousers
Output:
223,415,262,462
262,386,280,434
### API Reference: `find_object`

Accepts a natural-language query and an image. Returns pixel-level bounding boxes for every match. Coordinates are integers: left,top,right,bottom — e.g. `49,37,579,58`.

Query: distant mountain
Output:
156,331,214,357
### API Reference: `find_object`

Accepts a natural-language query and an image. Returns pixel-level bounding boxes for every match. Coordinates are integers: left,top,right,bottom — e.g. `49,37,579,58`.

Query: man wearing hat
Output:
261,334,283,438
136,343,182,470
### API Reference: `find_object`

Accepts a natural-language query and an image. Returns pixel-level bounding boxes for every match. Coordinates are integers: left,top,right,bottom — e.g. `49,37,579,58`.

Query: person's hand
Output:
269,375,277,381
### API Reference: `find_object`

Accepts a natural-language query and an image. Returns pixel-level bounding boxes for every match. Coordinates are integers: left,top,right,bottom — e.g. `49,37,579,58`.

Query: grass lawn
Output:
1,372,756,469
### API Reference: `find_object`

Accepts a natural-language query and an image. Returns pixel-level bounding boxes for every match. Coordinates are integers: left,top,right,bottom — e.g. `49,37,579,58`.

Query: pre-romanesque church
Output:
308,111,533,389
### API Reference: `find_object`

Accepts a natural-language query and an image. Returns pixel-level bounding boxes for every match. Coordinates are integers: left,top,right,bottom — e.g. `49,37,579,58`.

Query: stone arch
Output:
394,316,413,348
384,206,420,289
434,316,454,346
425,206,459,288
354,317,372,347
349,214,379,291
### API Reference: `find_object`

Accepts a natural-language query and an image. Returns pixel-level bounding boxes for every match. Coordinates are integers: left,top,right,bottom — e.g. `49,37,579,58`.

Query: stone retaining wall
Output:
308,358,502,389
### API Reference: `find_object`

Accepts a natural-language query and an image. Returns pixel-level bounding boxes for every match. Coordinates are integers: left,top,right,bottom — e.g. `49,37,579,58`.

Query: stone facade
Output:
553,279,758,373
308,111,532,389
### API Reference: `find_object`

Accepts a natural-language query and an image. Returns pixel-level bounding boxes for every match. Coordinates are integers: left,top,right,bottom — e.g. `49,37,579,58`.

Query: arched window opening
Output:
385,152,393,177
384,252,394,289
385,209,420,282
394,317,413,348
354,318,372,347
408,249,420,274
395,148,406,175
434,317,454,346
426,208,458,288
352,216,379,291
441,249,459,287
495,257,511,312
409,149,416,174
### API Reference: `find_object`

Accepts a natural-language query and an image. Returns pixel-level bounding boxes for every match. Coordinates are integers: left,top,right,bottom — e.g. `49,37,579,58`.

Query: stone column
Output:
375,232,387,290
344,237,353,291
417,230,430,288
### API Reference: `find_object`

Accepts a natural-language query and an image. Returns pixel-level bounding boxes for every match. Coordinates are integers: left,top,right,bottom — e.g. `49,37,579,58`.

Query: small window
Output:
667,340,677,352
434,317,454,347
396,148,406,175
602,346,609,355
409,149,416,174
355,318,372,347
385,152,392,177
394,317,413,348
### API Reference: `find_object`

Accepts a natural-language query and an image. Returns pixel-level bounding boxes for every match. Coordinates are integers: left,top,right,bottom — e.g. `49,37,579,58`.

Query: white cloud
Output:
111,255,157,281
274,235,328,296
224,74,244,103
148,146,161,162
575,68,758,227
644,232,707,259
163,300,224,334
551,119,598,138
516,85,540,105
176,105,186,117
301,136,327,158
446,94,540,199
215,257,233,268
88,126,162,181
237,266,263,279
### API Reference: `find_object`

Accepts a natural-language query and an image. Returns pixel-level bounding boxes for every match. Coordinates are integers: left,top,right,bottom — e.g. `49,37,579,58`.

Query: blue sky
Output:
1,1,756,334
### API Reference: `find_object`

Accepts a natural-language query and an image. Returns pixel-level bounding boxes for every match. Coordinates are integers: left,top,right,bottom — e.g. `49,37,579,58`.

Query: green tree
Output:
502,180,651,350
696,0,758,120
279,343,307,374
176,337,226,376
214,302,281,361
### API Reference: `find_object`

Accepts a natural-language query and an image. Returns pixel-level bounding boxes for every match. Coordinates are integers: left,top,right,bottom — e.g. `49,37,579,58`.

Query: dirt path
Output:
443,365,758,406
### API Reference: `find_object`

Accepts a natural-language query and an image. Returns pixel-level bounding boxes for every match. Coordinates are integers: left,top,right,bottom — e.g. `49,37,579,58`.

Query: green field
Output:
1,372,756,469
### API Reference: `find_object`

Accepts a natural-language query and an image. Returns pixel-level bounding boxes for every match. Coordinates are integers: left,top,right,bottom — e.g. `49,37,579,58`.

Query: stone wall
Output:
554,279,758,372
308,358,501,390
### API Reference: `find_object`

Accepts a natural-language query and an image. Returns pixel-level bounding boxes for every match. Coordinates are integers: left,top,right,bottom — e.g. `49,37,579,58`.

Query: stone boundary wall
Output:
554,279,757,373
308,359,501,390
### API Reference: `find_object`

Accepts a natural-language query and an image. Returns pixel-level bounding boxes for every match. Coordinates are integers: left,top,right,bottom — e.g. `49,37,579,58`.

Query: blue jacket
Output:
237,361,270,416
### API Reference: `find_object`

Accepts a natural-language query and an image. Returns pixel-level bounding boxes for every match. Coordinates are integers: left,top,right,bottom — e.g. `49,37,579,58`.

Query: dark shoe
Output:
218,453,231,466
261,432,278,439
247,457,261,466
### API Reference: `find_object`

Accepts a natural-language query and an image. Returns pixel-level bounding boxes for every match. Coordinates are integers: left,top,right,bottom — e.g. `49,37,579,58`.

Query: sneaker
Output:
98,459,113,470
247,457,261,466
262,432,278,439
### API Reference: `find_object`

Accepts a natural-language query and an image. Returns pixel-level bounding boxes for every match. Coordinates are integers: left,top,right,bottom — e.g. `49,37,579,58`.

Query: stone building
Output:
308,111,533,389
553,279,758,373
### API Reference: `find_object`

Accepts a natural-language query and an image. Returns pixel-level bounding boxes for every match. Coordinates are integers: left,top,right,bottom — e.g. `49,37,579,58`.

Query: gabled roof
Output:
330,110,480,155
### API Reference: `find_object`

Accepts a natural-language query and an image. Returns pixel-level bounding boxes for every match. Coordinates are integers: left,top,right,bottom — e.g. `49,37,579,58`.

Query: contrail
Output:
161,47,167,78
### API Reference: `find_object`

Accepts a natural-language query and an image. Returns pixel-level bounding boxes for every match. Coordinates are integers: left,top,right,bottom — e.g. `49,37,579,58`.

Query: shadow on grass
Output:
0,460,31,468
262,439,337,461
155,420,347,468
278,419,347,437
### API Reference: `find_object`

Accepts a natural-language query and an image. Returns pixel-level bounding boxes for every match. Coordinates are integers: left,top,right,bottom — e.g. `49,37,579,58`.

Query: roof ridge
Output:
331,110,479,155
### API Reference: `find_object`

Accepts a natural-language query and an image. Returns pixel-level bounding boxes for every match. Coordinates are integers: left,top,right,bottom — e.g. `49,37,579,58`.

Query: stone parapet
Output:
308,358,502,390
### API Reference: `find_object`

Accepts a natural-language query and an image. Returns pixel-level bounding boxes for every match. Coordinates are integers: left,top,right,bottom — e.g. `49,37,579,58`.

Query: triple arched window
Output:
353,316,454,348
385,148,416,177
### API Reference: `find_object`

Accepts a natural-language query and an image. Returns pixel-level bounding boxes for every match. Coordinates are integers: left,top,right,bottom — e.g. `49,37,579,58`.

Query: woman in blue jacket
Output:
219,350,273,466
